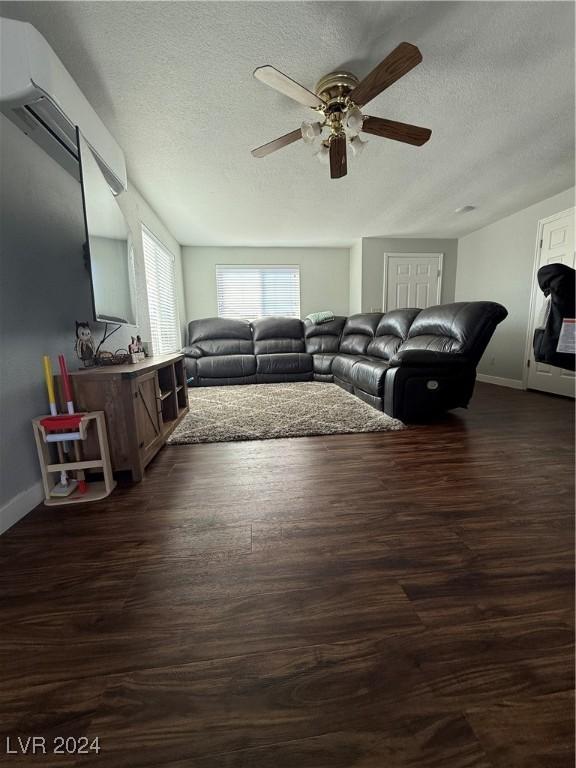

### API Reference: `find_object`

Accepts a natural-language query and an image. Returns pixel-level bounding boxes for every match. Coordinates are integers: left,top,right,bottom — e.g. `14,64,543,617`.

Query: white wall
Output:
0,115,184,533
360,238,459,313
90,236,134,323
349,240,362,315
116,183,186,348
182,246,350,324
455,186,575,382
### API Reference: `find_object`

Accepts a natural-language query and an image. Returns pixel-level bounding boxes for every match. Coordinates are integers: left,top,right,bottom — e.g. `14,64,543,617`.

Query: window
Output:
142,225,180,354
216,265,301,320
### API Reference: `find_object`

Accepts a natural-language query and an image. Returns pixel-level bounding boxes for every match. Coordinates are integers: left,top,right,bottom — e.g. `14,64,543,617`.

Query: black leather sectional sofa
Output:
184,301,507,421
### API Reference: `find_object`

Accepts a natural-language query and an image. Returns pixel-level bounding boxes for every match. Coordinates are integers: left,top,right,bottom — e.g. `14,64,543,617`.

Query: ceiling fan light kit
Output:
251,42,432,180
344,105,364,135
315,143,330,165
349,135,367,157
301,120,322,144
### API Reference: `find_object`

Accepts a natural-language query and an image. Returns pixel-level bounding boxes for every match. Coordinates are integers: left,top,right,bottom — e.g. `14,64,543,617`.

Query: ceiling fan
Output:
251,42,431,180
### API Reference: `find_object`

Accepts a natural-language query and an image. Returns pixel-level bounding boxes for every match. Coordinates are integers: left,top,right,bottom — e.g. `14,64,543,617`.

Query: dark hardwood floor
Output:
0,383,574,767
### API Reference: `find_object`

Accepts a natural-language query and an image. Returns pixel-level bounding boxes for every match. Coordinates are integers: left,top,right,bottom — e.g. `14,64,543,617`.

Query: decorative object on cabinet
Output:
75,321,96,363
129,335,145,363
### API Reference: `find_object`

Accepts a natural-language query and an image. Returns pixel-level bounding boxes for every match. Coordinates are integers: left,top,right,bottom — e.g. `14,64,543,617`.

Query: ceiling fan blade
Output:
254,65,325,109
251,128,303,158
329,133,347,179
350,42,422,107
362,116,431,146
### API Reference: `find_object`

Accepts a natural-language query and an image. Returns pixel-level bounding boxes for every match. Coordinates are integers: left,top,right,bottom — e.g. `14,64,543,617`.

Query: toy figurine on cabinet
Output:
75,321,95,364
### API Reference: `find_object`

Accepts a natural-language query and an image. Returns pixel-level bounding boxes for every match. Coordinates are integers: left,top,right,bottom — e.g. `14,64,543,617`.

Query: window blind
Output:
142,225,180,354
216,265,301,320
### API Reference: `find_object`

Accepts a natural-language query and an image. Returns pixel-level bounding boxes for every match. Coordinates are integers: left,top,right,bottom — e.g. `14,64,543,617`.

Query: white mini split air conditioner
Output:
0,17,127,193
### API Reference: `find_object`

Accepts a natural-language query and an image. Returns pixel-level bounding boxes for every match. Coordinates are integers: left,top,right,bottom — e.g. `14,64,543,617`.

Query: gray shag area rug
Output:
168,382,404,445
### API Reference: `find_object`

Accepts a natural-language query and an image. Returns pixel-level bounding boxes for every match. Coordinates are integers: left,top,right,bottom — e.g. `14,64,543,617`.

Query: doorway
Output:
383,253,443,311
525,208,575,397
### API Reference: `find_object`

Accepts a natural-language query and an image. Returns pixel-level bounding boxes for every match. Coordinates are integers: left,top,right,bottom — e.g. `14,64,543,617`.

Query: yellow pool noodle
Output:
43,355,56,410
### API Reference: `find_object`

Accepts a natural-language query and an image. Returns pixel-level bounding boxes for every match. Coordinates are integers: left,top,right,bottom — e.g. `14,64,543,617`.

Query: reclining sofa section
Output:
184,302,507,422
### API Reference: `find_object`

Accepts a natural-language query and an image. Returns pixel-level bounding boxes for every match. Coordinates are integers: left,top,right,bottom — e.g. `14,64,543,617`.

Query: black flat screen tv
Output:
78,128,137,325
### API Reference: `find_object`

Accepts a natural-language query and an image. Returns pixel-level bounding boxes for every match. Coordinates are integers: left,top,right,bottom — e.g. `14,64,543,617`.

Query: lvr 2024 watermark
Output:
5,736,100,756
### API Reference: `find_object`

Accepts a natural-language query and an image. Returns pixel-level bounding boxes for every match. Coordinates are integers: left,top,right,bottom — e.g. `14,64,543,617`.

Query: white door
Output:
384,253,443,311
526,208,575,397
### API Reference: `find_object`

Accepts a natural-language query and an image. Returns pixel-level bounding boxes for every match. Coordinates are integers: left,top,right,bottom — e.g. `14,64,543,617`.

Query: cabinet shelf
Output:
43,480,113,506
47,459,103,472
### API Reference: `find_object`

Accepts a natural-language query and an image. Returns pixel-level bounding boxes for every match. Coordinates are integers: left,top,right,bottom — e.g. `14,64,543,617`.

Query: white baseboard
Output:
0,482,44,536
476,373,524,390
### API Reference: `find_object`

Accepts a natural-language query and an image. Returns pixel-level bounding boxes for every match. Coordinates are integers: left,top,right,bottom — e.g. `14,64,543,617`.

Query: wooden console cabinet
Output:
68,353,189,481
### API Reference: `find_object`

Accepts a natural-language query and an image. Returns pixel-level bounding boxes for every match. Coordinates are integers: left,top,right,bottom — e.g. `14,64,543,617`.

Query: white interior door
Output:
384,253,443,311
526,208,575,397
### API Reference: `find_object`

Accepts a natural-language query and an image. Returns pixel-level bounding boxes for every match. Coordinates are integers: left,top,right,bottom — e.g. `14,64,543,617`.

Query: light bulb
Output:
301,121,322,144
345,106,364,136
316,144,330,165
349,135,367,157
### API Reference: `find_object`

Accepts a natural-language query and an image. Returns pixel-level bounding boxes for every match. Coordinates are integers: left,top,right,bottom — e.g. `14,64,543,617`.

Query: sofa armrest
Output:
383,362,477,422
183,345,203,359
389,350,471,368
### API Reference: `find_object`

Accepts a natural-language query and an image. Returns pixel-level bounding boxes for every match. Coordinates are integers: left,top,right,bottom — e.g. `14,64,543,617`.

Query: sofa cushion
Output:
257,372,313,383
334,377,354,394
253,338,305,354
304,316,346,354
197,355,256,378
332,353,369,382
313,353,338,375
366,309,421,360
256,353,313,375
396,302,508,362
188,317,254,356
200,375,257,386
354,388,384,411
252,317,305,355
351,359,391,396
339,313,382,355
183,345,203,359
194,338,254,356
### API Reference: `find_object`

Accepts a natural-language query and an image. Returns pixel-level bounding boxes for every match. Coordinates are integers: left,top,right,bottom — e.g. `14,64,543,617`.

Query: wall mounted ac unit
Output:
0,17,127,193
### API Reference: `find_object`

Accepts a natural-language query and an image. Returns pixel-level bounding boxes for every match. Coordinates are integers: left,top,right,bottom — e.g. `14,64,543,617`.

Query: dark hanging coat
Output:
533,263,575,371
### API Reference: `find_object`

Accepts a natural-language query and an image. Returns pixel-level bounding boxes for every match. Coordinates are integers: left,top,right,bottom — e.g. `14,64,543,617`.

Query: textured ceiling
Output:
1,1,574,245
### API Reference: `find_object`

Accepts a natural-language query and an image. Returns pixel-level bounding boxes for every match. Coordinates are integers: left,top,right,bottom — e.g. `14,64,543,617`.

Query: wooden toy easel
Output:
33,411,116,505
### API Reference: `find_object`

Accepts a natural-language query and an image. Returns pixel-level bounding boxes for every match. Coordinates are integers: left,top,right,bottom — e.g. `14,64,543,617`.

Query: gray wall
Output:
360,238,459,313
456,186,575,381
0,115,184,532
182,246,350,323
